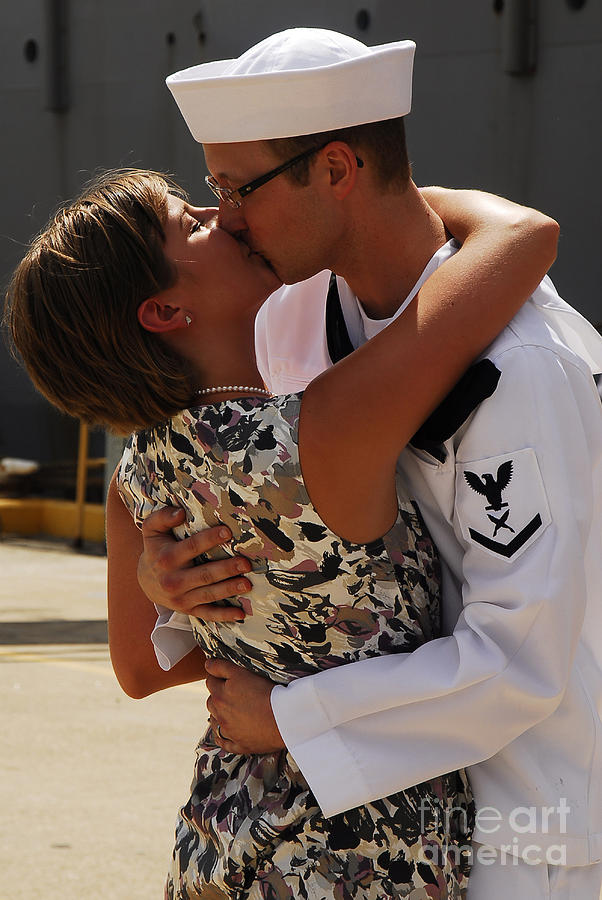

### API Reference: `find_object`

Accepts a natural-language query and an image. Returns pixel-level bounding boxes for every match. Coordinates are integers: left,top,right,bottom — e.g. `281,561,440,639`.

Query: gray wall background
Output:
1,0,600,473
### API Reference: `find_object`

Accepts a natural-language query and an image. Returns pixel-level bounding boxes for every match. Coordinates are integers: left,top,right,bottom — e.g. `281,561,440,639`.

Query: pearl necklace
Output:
196,385,272,398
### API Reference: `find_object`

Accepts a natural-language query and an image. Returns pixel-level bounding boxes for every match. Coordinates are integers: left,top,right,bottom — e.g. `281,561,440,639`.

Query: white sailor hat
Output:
166,28,415,143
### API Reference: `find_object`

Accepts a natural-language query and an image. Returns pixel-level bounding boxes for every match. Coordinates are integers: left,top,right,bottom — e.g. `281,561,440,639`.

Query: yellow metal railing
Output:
0,422,106,545
73,421,106,547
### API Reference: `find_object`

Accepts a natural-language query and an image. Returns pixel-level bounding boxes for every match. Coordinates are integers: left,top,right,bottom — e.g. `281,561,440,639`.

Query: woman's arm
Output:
420,185,558,248
106,469,207,698
299,190,559,543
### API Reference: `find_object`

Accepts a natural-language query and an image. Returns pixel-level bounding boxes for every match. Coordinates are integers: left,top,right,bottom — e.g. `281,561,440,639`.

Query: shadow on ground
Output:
0,619,108,644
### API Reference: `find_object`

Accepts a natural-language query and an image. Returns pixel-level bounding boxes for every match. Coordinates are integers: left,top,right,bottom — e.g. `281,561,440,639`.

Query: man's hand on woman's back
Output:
138,507,253,622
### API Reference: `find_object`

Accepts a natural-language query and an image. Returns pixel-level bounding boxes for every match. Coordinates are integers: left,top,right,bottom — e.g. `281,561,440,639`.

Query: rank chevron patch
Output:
456,448,552,562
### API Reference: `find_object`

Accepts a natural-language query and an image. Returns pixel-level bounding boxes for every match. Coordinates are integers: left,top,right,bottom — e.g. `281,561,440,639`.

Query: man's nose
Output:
217,200,247,236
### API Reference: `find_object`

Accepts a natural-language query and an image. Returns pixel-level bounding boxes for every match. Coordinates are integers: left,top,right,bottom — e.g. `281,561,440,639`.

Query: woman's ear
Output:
137,297,188,333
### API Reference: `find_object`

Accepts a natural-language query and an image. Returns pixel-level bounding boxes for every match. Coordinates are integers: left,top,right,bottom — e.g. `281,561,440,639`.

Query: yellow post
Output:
74,420,89,547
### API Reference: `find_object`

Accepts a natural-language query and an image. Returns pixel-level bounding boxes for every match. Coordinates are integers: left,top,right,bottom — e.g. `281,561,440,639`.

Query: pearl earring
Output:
185,315,192,327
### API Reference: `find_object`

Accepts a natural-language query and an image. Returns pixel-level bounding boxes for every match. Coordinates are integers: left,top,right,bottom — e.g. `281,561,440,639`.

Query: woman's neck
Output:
185,313,264,396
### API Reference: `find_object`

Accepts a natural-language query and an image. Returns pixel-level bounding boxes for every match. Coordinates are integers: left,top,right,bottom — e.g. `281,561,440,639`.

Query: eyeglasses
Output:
205,144,364,209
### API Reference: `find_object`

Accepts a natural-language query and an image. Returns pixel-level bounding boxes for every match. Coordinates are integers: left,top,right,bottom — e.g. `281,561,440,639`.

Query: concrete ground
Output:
0,537,208,900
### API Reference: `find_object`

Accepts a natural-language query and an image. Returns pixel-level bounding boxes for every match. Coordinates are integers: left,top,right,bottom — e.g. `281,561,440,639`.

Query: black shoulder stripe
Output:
411,360,502,455
326,273,354,364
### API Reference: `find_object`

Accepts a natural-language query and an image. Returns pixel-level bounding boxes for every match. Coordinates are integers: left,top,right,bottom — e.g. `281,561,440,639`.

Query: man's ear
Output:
323,142,361,199
137,297,187,333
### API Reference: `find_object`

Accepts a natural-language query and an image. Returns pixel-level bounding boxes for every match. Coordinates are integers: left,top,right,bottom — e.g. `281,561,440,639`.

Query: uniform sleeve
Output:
150,607,196,670
271,344,601,817
254,300,271,389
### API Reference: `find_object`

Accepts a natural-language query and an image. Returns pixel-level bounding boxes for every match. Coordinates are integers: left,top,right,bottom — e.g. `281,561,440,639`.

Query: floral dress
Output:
118,394,473,900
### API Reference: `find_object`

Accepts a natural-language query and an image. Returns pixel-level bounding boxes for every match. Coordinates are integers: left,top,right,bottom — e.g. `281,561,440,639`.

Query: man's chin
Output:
256,253,284,289
269,261,300,286
269,256,325,287
255,252,316,288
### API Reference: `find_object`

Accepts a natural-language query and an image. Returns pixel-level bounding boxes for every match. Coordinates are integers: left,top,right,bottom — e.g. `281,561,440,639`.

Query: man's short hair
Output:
265,116,411,191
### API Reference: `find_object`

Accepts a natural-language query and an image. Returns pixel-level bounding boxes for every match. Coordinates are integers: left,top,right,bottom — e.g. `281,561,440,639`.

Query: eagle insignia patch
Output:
456,448,551,561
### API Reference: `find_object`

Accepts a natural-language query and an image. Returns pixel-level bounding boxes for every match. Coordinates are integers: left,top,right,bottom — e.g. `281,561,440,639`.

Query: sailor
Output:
137,28,602,899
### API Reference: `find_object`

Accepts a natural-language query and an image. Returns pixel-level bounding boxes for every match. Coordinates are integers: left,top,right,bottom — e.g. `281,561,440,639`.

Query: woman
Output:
5,169,557,899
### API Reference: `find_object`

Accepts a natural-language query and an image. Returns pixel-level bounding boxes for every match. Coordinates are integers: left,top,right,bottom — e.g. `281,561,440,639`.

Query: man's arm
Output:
267,342,601,816
202,347,598,770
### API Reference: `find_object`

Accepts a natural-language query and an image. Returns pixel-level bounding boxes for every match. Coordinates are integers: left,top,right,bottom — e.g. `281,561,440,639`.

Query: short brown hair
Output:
265,116,411,191
4,169,195,434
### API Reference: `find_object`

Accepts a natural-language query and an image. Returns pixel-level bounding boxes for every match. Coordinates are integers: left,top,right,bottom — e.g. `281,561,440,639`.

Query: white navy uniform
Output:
152,242,602,896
